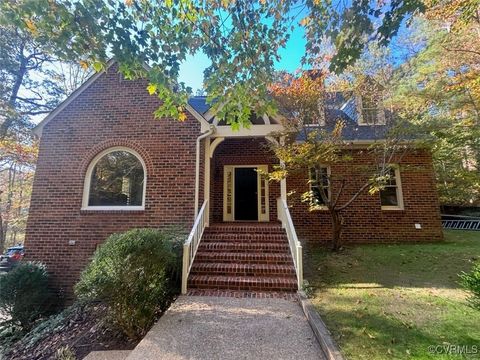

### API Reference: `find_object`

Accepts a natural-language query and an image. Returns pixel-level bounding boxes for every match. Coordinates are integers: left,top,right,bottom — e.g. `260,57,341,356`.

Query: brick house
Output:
25,62,443,296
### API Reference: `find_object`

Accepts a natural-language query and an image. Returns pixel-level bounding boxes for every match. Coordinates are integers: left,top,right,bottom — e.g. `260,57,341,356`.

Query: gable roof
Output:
187,93,391,141
33,60,210,137
188,96,211,115
34,61,389,141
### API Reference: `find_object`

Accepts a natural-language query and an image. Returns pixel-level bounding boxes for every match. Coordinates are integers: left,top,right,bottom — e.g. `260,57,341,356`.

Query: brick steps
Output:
190,262,296,276
195,251,293,264
188,275,297,291
186,289,299,300
203,224,284,234
198,241,289,252
188,223,298,293
202,233,288,242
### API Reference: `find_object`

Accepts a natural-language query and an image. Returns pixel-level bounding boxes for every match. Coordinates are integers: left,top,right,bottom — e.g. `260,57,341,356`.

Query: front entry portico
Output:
207,137,281,224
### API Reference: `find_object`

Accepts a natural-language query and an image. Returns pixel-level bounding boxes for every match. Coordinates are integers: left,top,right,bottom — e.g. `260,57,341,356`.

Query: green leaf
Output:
92,61,104,73
147,84,157,95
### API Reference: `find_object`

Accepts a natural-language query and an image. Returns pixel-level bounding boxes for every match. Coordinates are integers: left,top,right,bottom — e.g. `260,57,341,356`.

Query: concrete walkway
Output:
126,295,325,360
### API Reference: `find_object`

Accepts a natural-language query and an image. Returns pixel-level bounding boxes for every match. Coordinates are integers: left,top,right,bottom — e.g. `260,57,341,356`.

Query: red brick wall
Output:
287,149,443,244
25,67,201,296
210,138,280,223
25,66,443,297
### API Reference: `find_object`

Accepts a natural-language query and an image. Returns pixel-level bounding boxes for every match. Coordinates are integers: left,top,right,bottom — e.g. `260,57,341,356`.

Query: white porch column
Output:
204,138,211,226
280,176,287,203
280,136,287,203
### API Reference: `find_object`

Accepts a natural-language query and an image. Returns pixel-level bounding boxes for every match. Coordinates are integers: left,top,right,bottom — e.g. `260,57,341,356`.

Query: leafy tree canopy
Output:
391,10,480,206
1,0,432,127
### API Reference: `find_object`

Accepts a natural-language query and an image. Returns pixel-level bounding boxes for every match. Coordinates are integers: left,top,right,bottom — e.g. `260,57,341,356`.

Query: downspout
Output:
195,125,215,218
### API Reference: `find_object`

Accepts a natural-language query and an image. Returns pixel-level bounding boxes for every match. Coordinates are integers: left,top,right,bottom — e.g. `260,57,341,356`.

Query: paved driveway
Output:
127,295,324,360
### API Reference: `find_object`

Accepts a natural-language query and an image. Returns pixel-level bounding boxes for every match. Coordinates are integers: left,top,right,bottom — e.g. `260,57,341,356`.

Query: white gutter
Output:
194,125,215,218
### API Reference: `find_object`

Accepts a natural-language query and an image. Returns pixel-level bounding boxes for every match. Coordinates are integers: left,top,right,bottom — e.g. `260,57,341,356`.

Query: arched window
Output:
83,147,146,210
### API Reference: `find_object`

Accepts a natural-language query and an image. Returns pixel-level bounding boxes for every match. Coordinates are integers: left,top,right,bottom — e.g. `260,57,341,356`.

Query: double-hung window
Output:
358,94,386,125
309,166,330,209
380,166,404,210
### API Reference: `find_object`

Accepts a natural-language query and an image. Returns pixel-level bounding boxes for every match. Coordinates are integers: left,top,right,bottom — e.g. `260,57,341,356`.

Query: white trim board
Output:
213,124,284,138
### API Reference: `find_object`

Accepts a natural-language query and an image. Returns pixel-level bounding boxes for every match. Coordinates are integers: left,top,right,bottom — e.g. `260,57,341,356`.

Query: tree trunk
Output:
0,212,5,254
1,50,27,136
330,209,343,251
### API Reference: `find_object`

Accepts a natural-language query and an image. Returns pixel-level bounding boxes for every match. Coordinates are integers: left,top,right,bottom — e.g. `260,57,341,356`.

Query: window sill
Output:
381,206,404,211
81,206,145,213
357,122,386,126
311,206,329,211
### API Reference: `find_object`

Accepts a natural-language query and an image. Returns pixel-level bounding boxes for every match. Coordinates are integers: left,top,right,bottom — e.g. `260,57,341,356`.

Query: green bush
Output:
75,228,183,339
55,346,76,360
0,262,54,331
460,261,480,310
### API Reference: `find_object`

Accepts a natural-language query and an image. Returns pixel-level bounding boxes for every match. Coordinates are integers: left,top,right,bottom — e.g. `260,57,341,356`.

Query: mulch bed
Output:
5,304,138,360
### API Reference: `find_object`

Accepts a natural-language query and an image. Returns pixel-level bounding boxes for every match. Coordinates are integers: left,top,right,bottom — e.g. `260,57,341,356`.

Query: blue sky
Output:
178,23,414,92
177,0,419,93
178,25,307,93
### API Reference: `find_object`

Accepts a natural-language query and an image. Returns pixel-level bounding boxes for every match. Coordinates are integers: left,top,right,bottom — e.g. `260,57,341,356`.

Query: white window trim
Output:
82,146,147,211
381,165,404,211
309,165,331,211
356,95,386,126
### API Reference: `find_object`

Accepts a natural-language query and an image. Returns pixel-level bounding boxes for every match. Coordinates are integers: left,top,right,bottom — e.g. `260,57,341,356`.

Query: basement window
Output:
83,147,146,210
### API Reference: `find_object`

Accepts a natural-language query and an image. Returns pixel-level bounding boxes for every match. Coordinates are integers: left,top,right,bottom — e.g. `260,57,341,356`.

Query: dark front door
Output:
234,167,258,221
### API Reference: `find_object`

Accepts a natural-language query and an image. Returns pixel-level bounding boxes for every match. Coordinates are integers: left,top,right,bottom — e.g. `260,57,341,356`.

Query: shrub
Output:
460,261,480,310
55,346,76,360
0,262,54,331
75,228,183,339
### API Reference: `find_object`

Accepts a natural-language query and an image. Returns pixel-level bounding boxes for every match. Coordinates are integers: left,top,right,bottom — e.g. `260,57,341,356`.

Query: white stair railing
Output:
182,200,208,294
277,197,303,290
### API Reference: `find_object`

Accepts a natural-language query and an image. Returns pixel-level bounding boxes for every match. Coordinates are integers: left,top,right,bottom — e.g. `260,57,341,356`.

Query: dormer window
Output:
357,94,385,125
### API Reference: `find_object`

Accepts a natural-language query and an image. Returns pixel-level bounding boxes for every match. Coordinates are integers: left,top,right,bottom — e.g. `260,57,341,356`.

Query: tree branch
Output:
331,178,345,208
336,180,372,211
442,46,480,57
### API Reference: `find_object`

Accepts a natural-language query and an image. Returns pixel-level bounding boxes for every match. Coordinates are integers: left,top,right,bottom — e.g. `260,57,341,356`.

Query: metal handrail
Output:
277,197,303,290
181,200,208,294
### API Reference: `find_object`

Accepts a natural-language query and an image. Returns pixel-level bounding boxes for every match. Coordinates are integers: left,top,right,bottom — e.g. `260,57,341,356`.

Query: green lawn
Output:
305,231,480,360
